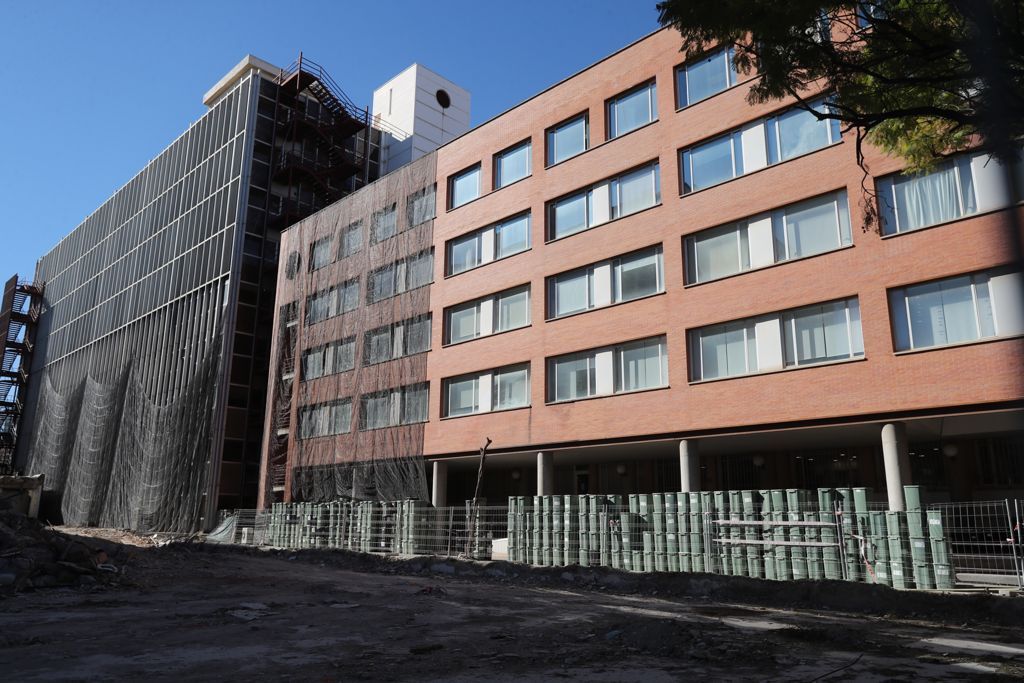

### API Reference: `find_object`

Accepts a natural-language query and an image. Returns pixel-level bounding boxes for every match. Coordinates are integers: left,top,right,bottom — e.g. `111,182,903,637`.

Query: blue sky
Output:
0,1,661,281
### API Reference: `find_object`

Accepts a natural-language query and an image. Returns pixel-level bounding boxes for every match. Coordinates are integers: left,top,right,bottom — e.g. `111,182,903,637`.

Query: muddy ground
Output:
3,528,1024,681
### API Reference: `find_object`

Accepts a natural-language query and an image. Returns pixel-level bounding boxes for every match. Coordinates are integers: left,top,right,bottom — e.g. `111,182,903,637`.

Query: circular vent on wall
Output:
435,89,451,109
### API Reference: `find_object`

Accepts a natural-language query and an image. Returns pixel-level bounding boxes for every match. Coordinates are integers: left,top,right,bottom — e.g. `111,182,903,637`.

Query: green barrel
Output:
872,560,892,587
926,509,945,540
914,563,936,589
680,553,692,573
886,511,906,541
691,554,705,573
618,511,633,571
775,547,793,581
929,538,950,564
889,560,912,589
933,562,955,589
770,489,786,513
741,490,759,515
817,487,835,511
731,546,747,576
747,555,764,579
804,512,824,579
909,537,930,564
906,510,926,538
729,490,743,515
903,485,922,511
763,547,778,580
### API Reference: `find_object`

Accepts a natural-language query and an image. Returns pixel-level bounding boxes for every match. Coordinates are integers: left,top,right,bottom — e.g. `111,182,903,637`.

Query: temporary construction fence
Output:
217,487,1024,591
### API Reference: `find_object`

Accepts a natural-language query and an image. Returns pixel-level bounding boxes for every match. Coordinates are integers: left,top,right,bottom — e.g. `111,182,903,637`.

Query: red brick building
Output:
259,28,1024,512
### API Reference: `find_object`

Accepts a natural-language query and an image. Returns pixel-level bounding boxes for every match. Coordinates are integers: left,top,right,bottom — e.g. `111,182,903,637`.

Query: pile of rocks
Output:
0,512,120,593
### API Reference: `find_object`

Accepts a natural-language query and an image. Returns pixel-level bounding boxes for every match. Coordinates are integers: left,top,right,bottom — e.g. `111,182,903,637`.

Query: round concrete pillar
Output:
881,422,912,511
431,460,448,508
537,452,554,496
679,439,701,492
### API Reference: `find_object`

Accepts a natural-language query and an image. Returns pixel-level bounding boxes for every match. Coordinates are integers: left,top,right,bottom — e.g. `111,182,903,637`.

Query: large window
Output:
339,221,363,258
681,133,743,192
360,383,429,430
889,270,1024,351
305,279,359,325
607,81,657,139
407,185,436,227
546,114,588,166
877,157,976,235
548,335,668,403
298,400,352,440
549,246,663,318
680,98,840,194
675,46,737,108
367,250,433,304
444,285,530,345
494,141,531,189
446,212,531,276
449,165,481,209
685,190,852,284
443,363,530,417
689,297,864,381
781,300,865,367
371,204,398,243
766,101,842,163
548,162,661,240
364,315,431,365
302,337,356,380
310,236,333,271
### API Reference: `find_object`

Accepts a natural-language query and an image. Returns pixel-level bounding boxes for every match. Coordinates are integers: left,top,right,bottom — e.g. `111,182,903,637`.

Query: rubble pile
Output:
0,512,122,594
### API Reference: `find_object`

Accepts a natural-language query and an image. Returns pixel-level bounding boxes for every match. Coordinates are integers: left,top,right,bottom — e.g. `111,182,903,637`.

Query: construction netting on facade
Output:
261,152,438,506
25,291,225,533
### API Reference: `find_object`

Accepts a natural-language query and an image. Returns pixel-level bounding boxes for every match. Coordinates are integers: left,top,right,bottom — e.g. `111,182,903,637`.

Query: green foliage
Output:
657,0,1024,172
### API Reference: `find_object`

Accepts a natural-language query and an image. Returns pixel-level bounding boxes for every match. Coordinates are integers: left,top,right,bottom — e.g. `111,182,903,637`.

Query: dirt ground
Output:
3,528,1024,681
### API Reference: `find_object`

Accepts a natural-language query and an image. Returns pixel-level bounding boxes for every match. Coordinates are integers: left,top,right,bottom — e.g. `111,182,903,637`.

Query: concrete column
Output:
537,452,554,496
431,461,448,508
881,422,912,511
679,439,701,492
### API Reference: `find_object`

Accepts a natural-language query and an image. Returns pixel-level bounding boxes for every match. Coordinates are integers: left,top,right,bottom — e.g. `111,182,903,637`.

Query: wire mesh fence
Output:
216,489,1024,592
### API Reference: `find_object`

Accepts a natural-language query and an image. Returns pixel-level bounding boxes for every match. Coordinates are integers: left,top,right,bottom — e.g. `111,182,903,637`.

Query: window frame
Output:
309,235,333,272
363,314,432,366
443,284,531,346
545,112,590,167
674,45,737,110
370,203,399,244
338,220,363,259
888,270,1013,352
606,80,658,140
301,336,356,381
684,189,852,285
444,211,532,277
546,161,661,242
493,139,532,189
679,97,842,196
547,244,664,319
441,362,531,418
546,334,669,404
297,398,353,440
687,297,864,383
448,163,482,210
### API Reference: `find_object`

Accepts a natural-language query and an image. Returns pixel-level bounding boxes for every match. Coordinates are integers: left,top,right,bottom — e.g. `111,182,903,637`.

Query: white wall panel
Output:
747,215,775,268
740,122,768,173
754,316,784,370
991,272,1024,335
594,350,614,395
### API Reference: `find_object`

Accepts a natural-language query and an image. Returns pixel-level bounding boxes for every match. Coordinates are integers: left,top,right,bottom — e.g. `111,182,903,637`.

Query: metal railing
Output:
215,493,1024,592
